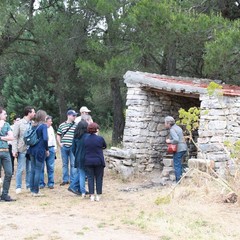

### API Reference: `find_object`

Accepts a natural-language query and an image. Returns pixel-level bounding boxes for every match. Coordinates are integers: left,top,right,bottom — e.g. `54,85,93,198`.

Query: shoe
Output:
90,195,95,202
95,195,100,202
60,181,69,186
1,195,16,202
16,188,22,194
81,193,86,199
48,186,54,189
67,187,81,195
39,185,45,189
31,192,44,197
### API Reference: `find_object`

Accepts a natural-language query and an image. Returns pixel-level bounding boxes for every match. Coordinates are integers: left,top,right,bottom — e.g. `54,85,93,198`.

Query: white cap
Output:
79,106,91,113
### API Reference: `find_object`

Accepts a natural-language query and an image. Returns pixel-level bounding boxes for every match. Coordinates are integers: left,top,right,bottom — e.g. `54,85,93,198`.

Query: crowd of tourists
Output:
0,105,106,202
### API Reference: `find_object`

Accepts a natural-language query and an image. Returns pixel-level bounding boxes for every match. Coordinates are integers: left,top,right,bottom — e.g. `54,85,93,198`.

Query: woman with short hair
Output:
165,116,187,182
84,122,107,202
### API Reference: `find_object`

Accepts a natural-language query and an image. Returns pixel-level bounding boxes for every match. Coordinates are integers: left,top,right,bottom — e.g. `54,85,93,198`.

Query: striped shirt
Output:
57,122,76,147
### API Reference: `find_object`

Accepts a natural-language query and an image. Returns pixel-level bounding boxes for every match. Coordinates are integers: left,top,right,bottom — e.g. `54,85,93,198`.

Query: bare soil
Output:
1,159,240,240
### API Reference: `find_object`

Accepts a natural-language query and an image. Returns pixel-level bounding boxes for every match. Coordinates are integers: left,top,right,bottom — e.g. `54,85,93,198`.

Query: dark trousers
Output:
0,152,12,198
8,144,15,174
85,165,104,195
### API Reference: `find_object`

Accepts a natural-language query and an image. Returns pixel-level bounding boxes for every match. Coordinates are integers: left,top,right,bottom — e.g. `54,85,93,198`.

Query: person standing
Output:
57,110,77,186
39,115,57,189
164,116,187,182
28,110,49,197
0,107,15,201
12,106,36,194
85,122,107,202
68,114,93,195
71,120,89,198
8,116,20,176
75,106,91,124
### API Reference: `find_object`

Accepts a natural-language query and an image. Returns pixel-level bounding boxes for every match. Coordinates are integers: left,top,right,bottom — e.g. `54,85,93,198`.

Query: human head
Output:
24,106,35,120
74,120,88,138
79,106,91,115
0,107,7,121
67,109,77,122
81,114,93,124
87,122,99,134
45,115,53,127
13,116,21,124
35,110,47,124
164,116,175,129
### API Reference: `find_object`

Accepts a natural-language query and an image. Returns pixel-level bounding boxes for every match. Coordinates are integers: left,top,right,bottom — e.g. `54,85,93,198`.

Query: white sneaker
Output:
95,195,100,202
16,188,22,194
81,193,86,199
90,195,95,202
32,192,44,197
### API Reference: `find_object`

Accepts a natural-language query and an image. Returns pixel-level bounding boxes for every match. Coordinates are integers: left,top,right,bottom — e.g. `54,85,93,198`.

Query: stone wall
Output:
198,93,240,172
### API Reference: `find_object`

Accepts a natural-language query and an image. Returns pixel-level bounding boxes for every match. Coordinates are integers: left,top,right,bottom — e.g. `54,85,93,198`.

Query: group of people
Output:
0,105,107,202
0,102,187,202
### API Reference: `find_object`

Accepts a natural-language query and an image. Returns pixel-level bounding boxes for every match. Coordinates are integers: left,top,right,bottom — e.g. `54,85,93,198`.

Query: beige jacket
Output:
12,117,31,153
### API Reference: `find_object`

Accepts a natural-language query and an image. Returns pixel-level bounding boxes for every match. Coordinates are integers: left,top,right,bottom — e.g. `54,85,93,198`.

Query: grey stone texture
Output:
105,71,240,179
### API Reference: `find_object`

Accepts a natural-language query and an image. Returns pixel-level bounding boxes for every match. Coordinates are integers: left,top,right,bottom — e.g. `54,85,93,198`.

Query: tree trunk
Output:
110,77,125,145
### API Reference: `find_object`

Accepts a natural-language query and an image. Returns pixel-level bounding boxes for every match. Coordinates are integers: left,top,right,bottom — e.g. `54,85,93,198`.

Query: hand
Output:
46,150,50,157
166,139,171,144
13,152,18,158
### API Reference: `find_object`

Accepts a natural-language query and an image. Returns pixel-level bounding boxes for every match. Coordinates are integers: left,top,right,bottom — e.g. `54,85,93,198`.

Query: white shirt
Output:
75,116,81,124
48,126,57,149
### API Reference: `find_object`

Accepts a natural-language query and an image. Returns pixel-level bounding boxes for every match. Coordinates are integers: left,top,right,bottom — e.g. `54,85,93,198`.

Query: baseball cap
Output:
80,106,91,113
67,110,77,116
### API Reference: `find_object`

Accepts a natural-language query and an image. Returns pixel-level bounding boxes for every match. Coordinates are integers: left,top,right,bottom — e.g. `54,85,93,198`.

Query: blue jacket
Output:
72,133,89,169
84,134,107,167
28,124,48,162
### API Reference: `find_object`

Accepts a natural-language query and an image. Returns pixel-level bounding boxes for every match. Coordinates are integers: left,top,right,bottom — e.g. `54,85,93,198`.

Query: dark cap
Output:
67,110,77,116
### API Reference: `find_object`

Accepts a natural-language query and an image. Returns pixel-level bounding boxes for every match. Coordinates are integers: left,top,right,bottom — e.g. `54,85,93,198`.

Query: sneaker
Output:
60,181,69,186
31,192,44,197
68,187,81,196
81,193,86,199
48,186,54,189
95,195,100,202
16,188,22,194
39,185,45,189
90,195,95,202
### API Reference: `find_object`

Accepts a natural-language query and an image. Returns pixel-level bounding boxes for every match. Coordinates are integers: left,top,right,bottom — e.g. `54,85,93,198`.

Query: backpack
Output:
23,124,42,146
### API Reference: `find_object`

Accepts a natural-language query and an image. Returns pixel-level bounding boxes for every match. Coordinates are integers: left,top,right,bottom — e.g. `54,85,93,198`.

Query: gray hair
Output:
81,114,93,123
165,116,175,125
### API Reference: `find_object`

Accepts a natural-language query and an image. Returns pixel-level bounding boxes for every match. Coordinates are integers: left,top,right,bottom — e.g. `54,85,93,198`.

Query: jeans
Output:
85,165,104,195
69,168,86,193
60,146,77,183
16,152,31,189
173,151,186,182
40,147,55,187
29,155,44,194
0,152,12,198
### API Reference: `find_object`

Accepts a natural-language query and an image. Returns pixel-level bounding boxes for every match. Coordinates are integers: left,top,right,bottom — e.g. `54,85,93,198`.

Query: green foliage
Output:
177,107,200,133
207,81,223,96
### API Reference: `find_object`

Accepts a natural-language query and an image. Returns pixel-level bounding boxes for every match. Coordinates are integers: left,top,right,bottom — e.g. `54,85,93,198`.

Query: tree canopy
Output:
1,0,240,144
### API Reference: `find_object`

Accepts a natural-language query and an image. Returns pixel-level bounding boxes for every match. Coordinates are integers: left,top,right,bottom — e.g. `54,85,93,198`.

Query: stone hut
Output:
105,71,240,179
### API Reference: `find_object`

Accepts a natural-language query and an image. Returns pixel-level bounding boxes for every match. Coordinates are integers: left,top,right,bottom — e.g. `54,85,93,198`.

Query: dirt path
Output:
1,161,240,240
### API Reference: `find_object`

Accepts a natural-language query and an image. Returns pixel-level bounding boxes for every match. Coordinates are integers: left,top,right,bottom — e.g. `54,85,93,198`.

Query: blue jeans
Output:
85,166,104,195
29,155,44,194
60,146,77,183
16,152,31,189
69,168,86,194
173,151,186,182
40,147,55,187
0,152,12,198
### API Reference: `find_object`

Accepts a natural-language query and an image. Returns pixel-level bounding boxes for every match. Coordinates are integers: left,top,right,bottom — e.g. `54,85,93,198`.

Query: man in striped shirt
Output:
57,110,77,186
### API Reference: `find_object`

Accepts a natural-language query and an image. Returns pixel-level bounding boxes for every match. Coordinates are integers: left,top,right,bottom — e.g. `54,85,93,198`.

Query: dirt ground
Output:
1,158,240,240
